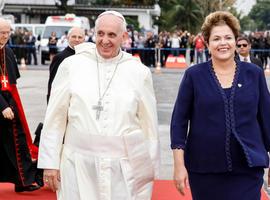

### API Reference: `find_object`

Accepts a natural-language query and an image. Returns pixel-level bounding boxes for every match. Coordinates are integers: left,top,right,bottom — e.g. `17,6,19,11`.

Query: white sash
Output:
64,129,154,199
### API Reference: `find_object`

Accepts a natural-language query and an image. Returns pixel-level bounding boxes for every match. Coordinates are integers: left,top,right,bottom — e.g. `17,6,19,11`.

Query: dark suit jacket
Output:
171,60,270,173
236,54,263,69
250,55,263,69
47,46,75,103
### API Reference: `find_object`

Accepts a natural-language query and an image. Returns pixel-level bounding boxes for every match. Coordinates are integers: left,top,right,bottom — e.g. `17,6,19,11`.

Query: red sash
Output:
9,84,39,159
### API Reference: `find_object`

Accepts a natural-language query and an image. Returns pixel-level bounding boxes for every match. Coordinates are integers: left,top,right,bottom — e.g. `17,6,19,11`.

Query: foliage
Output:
158,0,203,33
193,0,236,18
158,0,236,33
249,0,270,30
239,16,256,32
92,0,155,6
57,0,74,13
125,17,140,31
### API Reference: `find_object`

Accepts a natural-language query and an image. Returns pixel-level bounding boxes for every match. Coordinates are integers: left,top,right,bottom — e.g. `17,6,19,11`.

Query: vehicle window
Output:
35,26,45,36
42,26,71,38
15,26,33,33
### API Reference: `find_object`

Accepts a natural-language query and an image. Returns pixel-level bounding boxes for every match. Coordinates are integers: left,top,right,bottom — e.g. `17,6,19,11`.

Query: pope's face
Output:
95,15,127,59
0,23,11,47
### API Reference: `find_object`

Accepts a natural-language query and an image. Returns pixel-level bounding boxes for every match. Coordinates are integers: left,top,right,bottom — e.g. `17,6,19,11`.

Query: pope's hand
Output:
44,169,60,192
2,107,14,120
174,165,190,195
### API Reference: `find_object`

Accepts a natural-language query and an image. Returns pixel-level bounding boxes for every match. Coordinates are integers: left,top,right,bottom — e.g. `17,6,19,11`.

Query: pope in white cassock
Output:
38,11,160,200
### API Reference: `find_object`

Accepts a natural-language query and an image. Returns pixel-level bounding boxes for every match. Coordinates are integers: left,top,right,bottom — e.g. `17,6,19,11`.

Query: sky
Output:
234,0,256,16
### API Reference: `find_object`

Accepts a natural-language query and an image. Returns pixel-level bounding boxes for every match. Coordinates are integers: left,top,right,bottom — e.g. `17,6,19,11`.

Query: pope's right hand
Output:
173,165,190,195
44,169,60,192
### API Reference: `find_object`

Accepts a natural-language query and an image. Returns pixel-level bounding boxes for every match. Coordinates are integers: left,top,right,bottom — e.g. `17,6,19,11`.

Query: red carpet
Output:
1,180,269,199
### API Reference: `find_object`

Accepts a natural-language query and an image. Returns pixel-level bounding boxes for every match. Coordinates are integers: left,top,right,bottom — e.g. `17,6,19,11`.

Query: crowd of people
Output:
118,29,270,68
1,9,270,200
8,28,38,65
5,23,270,69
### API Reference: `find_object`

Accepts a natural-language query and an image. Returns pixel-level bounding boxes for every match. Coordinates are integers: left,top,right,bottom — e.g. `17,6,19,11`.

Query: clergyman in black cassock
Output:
46,27,86,103
47,45,75,103
0,18,40,192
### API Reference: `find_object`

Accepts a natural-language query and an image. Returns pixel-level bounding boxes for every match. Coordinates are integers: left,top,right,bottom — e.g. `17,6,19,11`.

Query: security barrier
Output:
7,44,270,69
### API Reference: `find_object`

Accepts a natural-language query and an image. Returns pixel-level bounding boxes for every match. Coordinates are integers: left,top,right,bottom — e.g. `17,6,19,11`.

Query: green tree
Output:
193,0,235,18
57,0,74,13
159,0,202,33
93,0,154,6
158,0,236,33
239,16,256,32
249,0,270,30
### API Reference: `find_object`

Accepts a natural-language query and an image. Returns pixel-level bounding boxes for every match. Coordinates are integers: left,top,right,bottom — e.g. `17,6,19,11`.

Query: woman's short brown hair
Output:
201,11,240,44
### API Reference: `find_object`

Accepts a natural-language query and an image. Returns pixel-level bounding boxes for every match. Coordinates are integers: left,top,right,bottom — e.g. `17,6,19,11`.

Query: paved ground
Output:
17,65,270,196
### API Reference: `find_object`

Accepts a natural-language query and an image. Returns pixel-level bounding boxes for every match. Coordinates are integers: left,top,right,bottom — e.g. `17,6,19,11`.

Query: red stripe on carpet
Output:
1,181,269,199
0,183,56,200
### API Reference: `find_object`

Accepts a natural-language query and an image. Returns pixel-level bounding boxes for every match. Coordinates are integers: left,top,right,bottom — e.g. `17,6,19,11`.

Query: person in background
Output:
57,31,68,52
48,31,58,62
144,31,156,67
38,11,159,200
0,18,41,193
236,36,263,69
193,33,205,64
26,31,37,65
171,11,270,200
47,27,85,103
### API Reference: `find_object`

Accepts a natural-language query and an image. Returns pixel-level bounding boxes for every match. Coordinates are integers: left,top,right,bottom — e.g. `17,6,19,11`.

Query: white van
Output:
41,14,90,64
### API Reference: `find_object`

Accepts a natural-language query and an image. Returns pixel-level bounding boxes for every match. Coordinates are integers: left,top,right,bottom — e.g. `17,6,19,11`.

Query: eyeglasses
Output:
237,44,248,48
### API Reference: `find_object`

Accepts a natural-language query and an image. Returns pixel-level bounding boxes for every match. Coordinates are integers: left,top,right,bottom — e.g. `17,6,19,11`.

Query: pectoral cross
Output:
1,75,8,88
92,100,103,120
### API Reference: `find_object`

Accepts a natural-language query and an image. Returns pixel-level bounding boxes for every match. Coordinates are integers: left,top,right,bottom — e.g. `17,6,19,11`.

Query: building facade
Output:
2,0,160,30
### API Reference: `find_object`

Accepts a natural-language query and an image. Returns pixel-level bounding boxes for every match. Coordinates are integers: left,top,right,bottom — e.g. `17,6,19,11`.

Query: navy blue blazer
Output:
171,60,270,173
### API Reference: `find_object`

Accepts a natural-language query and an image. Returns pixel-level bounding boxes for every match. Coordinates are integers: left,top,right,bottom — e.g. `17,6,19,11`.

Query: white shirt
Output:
239,54,251,63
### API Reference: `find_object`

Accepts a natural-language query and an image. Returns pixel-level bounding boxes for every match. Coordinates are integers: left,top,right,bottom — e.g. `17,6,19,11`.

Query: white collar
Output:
239,54,251,62
95,49,123,63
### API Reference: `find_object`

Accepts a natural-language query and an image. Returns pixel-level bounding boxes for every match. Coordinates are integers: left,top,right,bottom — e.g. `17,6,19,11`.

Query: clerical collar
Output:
68,44,75,50
95,49,122,63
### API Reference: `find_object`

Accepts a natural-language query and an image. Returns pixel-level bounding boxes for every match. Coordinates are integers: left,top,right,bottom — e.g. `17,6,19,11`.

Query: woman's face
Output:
208,25,236,62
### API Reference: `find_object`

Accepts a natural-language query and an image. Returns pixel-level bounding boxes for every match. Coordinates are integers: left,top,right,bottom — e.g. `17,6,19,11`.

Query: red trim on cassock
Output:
11,120,25,185
9,84,38,159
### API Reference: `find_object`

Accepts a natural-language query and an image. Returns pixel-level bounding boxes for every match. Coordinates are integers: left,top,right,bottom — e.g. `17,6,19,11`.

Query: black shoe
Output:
15,184,40,192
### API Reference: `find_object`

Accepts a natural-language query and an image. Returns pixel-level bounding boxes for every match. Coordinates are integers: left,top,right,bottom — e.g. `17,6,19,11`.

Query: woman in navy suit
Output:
171,11,270,200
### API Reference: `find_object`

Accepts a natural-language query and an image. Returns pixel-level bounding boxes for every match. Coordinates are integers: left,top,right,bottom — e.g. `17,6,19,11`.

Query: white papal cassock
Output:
38,43,160,200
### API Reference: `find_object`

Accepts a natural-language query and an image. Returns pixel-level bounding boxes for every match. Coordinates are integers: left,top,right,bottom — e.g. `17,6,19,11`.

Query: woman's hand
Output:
44,169,60,192
174,165,189,195
267,167,270,187
172,149,190,195
2,107,14,120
